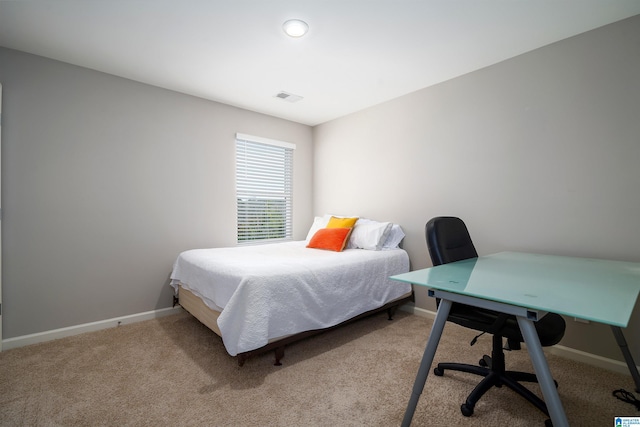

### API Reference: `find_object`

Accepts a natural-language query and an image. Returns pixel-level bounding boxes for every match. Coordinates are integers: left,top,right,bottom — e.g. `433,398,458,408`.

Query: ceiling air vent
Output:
274,91,304,103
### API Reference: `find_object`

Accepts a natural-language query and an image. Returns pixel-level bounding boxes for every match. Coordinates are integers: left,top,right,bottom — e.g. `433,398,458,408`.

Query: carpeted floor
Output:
1,310,637,426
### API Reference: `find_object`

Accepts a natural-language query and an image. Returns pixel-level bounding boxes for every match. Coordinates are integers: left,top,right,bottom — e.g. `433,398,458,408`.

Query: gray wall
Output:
313,15,640,362
1,14,639,365
0,47,313,338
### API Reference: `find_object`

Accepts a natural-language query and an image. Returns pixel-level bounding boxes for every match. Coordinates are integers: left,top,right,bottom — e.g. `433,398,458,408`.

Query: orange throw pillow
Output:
307,227,353,252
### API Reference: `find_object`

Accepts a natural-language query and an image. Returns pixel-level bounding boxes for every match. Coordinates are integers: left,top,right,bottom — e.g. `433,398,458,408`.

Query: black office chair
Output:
426,216,566,423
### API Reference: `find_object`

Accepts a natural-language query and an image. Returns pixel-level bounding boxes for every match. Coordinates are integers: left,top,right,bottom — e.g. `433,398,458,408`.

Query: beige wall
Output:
0,47,313,338
313,15,640,363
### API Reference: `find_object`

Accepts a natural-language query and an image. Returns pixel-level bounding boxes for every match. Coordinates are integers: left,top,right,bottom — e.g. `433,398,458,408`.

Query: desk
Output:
390,251,640,427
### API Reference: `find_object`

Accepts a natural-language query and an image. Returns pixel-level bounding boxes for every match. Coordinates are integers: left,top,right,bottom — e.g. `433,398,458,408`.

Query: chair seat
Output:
448,303,565,347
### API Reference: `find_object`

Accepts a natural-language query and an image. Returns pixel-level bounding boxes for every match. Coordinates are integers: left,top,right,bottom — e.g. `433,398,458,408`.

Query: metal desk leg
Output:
517,317,569,427
401,299,452,427
611,326,640,393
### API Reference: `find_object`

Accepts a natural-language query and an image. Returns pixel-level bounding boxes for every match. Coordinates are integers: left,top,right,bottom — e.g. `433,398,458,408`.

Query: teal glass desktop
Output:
391,251,640,327
390,251,640,427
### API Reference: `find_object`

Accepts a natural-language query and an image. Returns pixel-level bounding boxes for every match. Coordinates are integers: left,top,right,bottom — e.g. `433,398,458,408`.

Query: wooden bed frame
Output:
176,286,414,366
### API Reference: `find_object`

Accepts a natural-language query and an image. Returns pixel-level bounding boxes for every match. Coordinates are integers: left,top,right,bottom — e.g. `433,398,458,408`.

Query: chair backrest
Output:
426,217,478,266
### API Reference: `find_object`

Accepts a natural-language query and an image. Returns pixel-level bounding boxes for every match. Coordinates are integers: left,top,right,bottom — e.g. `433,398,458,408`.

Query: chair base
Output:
433,335,555,424
434,362,549,416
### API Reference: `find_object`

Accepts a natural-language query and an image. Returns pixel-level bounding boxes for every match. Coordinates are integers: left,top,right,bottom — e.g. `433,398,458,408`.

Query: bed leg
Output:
387,305,398,320
237,354,248,367
274,346,285,366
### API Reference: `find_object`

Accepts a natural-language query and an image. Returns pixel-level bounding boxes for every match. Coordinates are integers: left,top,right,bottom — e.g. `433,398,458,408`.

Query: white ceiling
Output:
1,1,639,126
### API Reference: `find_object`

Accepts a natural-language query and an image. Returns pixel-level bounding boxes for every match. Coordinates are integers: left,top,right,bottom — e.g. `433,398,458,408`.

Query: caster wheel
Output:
433,367,444,376
479,358,487,366
544,419,553,427
461,403,474,417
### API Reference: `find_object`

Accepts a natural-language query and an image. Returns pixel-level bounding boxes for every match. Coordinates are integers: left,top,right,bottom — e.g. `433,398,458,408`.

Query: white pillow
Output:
382,224,405,249
305,216,330,242
347,219,392,250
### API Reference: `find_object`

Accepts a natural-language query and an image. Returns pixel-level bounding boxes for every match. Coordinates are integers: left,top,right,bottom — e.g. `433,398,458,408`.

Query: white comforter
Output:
170,241,411,356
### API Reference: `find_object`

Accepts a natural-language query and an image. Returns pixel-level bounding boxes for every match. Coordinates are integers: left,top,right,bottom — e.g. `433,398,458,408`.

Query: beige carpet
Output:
1,310,637,426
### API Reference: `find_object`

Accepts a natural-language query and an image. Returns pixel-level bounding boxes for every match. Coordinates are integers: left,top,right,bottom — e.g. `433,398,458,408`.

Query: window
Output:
236,133,295,244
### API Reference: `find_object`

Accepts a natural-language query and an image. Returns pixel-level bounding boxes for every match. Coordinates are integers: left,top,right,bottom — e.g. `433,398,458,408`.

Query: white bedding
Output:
170,241,411,356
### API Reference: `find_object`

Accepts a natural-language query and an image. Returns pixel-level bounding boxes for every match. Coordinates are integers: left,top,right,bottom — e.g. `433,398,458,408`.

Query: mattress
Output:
170,241,411,356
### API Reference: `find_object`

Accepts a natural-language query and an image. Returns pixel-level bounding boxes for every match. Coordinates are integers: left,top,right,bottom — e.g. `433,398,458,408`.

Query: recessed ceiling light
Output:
283,19,309,38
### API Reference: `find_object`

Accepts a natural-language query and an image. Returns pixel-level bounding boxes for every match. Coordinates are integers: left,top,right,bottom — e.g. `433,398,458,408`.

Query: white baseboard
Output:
1,306,184,351
545,344,638,376
5,303,639,379
399,303,437,321
401,304,639,377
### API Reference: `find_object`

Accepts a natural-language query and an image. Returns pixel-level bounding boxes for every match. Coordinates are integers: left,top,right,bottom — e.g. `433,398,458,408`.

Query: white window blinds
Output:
235,133,295,243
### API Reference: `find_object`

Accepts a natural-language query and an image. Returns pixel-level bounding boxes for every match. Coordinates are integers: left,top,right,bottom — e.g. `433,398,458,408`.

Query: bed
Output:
170,216,414,365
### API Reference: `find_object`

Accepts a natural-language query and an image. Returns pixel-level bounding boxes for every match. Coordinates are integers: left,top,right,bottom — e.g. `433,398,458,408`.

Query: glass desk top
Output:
390,251,640,327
